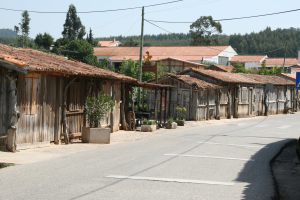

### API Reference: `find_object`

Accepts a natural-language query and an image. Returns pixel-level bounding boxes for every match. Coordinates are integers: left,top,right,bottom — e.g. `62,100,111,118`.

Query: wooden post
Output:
110,81,115,133
227,88,232,119
284,86,288,114
264,91,269,116
168,88,172,119
6,71,19,152
216,89,220,120
121,82,129,130
142,88,145,111
62,77,76,145
206,89,209,120
54,76,62,144
164,88,167,123
154,87,158,123
131,86,136,130
234,86,239,118
160,88,163,125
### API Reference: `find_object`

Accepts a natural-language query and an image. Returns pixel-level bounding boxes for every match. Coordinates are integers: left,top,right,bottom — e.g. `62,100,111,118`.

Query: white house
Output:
228,55,267,70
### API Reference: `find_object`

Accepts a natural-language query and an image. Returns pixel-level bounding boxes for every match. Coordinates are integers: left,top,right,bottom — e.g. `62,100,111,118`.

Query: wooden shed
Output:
179,68,297,119
147,73,221,121
0,44,138,152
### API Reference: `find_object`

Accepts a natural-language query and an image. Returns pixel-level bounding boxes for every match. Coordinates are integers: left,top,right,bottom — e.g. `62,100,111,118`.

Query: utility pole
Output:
137,7,144,109
283,41,287,71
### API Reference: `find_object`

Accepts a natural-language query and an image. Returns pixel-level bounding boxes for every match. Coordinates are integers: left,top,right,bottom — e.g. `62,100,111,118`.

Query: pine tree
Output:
62,4,86,41
86,28,94,45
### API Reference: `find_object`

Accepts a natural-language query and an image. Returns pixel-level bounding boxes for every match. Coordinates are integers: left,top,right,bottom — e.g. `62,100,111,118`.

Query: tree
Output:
190,16,222,46
258,60,269,75
232,61,246,73
34,33,54,50
86,28,94,46
14,10,31,47
62,4,86,41
62,39,99,66
120,37,139,47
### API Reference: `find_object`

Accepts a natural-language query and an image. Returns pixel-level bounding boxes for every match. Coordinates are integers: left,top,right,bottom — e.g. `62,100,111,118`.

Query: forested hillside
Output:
0,29,17,37
96,27,299,57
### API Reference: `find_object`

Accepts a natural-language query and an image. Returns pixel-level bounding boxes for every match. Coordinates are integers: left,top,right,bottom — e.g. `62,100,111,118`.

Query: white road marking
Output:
277,125,291,129
106,175,235,186
254,124,270,128
198,142,268,148
164,154,254,161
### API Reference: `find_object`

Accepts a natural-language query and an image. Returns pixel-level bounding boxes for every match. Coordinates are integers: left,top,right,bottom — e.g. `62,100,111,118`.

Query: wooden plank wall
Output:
161,59,205,73
0,66,8,137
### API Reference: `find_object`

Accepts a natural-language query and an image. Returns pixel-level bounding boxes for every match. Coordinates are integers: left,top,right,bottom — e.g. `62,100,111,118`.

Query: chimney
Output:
113,38,115,43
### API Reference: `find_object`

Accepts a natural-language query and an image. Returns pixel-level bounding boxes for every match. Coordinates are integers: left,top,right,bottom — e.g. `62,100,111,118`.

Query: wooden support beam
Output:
216,89,220,120
168,88,172,119
160,88,163,125
142,88,145,111
164,88,167,123
189,87,193,120
110,81,115,133
131,86,136,130
206,90,209,120
121,83,129,130
154,87,158,123
227,88,231,119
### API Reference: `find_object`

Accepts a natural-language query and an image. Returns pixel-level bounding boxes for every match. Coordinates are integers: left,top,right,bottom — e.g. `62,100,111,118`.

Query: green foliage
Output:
176,106,186,120
62,4,86,41
86,28,94,45
147,120,156,125
85,92,115,128
14,10,30,47
120,37,139,46
232,61,246,73
0,163,14,169
62,39,99,66
34,33,54,49
168,117,173,124
190,16,222,46
143,120,148,125
258,60,269,75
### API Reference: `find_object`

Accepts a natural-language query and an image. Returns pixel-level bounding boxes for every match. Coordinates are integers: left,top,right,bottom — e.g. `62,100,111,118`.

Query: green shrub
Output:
168,117,173,124
143,120,148,125
147,121,156,125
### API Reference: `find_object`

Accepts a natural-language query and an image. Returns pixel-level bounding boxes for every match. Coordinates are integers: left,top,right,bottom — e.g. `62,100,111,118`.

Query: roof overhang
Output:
0,59,30,74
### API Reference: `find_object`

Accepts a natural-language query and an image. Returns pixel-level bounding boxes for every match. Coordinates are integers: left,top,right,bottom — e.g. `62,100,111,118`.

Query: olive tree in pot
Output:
165,117,177,129
176,106,186,126
82,92,115,144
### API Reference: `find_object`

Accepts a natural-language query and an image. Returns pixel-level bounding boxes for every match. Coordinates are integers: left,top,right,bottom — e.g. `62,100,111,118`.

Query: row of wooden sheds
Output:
0,44,172,152
147,68,298,121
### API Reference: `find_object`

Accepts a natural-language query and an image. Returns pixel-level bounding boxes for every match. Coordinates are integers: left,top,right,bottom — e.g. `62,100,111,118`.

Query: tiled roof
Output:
229,55,267,62
157,57,207,67
98,40,121,47
276,73,296,80
0,44,137,82
150,73,221,89
94,46,230,57
107,55,206,61
242,73,295,85
207,65,234,72
257,57,298,66
179,68,294,85
291,67,300,71
179,68,261,84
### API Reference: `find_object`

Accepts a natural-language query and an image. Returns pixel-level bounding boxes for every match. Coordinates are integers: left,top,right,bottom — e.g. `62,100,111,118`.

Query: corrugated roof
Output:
149,73,221,89
0,44,137,82
207,65,234,72
230,55,267,62
257,57,298,66
94,46,230,57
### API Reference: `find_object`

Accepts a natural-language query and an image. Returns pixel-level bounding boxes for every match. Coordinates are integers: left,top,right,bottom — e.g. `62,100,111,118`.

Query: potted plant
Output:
82,92,115,144
165,117,177,129
176,106,186,126
141,120,156,132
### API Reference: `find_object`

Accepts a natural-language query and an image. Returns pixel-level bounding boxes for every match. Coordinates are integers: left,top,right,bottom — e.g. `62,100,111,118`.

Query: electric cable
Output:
146,8,300,23
0,0,184,13
145,19,173,34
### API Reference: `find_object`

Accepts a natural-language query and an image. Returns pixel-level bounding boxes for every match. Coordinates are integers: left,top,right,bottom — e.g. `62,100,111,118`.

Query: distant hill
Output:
95,27,299,58
0,29,17,38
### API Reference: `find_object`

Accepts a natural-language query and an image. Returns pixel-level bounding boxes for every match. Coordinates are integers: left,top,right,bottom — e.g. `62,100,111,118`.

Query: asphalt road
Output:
1,114,299,200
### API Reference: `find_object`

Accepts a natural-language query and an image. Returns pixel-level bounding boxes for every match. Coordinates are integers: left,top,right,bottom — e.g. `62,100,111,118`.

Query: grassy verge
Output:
0,163,15,169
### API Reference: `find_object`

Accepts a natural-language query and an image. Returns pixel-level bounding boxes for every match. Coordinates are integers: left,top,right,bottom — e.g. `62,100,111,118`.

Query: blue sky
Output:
1,0,299,40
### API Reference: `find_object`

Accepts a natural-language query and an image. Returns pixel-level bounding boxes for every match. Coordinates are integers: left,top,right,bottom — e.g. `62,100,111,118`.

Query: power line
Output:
145,19,173,34
146,8,300,23
0,0,183,14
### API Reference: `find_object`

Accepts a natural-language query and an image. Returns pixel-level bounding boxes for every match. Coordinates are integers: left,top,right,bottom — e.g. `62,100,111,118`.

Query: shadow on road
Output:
234,138,292,200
